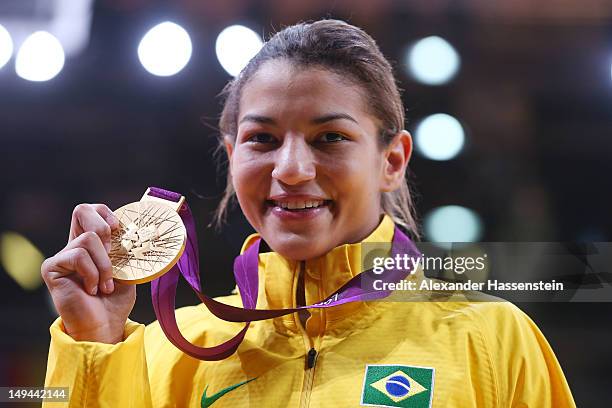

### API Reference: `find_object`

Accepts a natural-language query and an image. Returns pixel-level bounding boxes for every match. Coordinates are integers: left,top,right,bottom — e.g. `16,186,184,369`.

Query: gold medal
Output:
109,188,187,284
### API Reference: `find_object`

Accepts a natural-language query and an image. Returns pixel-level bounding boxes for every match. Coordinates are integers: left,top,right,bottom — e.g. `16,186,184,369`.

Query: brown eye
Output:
248,133,276,143
318,132,347,143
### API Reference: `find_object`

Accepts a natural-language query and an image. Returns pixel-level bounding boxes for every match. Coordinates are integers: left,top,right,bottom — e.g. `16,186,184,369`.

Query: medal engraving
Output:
110,200,186,284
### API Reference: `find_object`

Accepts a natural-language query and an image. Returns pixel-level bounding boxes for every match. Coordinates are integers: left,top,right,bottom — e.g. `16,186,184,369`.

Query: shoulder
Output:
440,298,530,326
429,300,572,404
441,300,573,403
388,281,531,331
450,300,541,343
436,301,559,378
387,289,545,358
427,296,540,345
407,278,535,332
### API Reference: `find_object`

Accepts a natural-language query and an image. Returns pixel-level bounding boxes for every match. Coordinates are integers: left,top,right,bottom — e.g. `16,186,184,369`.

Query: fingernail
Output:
104,279,114,293
91,286,98,296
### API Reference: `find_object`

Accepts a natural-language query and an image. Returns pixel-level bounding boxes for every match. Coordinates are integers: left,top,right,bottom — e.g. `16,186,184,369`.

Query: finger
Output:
69,204,114,253
91,204,121,231
61,231,115,294
42,247,100,296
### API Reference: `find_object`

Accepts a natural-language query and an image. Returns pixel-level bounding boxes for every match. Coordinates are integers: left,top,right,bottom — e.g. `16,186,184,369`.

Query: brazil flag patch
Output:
361,364,435,408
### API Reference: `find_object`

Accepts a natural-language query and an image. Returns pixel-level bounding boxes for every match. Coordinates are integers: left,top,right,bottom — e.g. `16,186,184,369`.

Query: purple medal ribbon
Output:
148,187,421,361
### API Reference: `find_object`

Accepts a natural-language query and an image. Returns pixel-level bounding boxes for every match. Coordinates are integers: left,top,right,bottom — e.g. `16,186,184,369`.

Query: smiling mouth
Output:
266,200,333,211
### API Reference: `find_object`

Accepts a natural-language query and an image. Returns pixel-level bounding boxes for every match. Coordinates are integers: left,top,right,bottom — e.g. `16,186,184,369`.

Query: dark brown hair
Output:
212,19,419,238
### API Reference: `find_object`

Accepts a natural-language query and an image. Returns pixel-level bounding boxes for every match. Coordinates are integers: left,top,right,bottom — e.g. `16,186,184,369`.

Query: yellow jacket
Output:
43,215,576,407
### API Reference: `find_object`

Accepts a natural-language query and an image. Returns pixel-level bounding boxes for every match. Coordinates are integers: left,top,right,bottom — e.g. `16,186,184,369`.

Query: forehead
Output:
238,59,372,123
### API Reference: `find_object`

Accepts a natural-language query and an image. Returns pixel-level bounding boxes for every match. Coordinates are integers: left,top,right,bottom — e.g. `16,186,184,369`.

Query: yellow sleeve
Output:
478,302,576,408
42,317,152,408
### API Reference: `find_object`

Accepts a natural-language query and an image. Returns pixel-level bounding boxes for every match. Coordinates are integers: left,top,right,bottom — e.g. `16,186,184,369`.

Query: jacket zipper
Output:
297,261,321,408
300,346,317,408
307,348,317,369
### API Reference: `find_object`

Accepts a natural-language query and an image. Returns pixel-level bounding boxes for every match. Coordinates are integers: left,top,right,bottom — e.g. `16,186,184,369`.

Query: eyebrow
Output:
238,112,359,126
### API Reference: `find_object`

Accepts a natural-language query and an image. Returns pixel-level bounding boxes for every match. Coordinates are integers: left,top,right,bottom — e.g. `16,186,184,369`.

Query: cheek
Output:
323,153,381,197
232,148,261,178
231,150,271,202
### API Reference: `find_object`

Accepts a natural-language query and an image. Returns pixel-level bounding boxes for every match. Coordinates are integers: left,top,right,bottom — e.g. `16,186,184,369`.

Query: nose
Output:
271,135,316,185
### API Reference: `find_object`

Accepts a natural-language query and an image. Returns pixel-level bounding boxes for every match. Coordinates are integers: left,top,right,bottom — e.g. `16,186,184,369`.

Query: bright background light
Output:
0,232,45,291
407,35,460,85
215,25,263,77
424,205,483,243
15,31,65,82
0,24,13,70
415,113,465,161
138,21,192,77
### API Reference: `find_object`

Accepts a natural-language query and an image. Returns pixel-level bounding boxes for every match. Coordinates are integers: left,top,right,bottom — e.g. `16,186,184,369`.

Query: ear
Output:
223,135,234,170
380,130,413,192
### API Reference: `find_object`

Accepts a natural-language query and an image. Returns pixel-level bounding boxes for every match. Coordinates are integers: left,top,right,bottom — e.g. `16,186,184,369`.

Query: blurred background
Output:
1,0,611,406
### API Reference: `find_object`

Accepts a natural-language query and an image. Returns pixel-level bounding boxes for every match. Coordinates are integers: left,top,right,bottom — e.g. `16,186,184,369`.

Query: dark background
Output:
1,0,611,406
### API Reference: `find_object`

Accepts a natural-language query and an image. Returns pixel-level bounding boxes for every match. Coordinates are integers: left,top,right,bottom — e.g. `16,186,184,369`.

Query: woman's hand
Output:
41,203,136,344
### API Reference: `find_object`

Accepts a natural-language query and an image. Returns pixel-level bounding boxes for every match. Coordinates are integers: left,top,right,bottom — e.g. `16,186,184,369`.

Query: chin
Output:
266,234,329,261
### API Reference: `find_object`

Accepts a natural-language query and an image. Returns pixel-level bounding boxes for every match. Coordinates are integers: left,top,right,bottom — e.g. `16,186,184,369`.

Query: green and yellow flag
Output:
361,365,435,408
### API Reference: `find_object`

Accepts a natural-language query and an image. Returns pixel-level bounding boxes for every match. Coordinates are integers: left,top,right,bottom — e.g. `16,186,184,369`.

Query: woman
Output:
41,19,575,407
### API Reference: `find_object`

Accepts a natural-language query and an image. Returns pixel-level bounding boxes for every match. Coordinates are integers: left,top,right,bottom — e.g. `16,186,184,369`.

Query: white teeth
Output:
273,200,326,209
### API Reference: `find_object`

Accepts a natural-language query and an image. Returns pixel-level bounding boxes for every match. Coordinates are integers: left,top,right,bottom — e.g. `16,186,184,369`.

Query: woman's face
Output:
226,59,411,260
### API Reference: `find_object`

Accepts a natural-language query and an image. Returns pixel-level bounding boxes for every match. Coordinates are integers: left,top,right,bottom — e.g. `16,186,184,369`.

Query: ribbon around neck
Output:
148,187,421,361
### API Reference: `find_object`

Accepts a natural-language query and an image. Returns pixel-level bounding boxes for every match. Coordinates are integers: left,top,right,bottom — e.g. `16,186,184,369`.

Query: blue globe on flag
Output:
385,375,411,398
